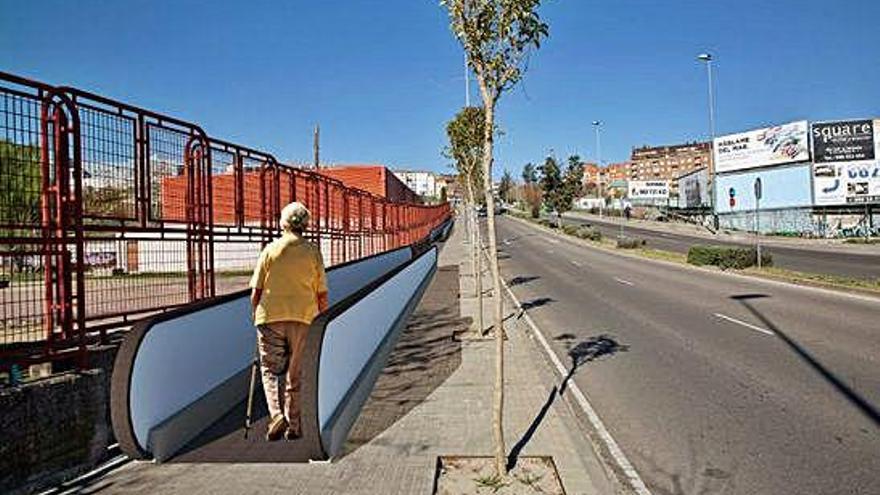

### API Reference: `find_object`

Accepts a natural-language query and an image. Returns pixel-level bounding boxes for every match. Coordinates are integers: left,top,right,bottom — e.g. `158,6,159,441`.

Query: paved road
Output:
497,216,880,495
562,215,880,280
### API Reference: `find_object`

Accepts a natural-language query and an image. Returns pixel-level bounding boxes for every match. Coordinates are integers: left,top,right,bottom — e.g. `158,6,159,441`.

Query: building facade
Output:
392,170,439,199
629,142,711,196
317,164,419,204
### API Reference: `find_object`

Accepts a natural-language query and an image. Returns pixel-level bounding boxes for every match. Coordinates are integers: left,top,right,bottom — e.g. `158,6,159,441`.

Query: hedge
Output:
617,237,646,249
576,226,603,242
687,245,772,270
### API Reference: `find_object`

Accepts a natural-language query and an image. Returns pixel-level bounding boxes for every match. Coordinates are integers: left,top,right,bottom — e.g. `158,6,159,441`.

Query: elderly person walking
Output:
250,202,328,441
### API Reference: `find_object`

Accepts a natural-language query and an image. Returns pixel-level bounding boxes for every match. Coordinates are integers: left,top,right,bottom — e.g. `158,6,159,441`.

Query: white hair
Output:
280,202,311,233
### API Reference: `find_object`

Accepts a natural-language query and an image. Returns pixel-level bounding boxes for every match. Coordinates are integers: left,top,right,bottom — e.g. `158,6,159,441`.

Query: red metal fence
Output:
0,72,450,370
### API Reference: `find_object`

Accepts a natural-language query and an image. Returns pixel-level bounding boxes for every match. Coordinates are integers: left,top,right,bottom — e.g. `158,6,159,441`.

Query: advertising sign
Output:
813,161,880,205
677,168,708,208
811,119,877,163
628,180,669,199
713,121,810,173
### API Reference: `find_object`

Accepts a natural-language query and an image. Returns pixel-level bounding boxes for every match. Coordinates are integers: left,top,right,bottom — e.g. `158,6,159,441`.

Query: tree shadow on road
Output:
520,297,555,311
508,275,539,287
506,334,628,471
731,293,880,427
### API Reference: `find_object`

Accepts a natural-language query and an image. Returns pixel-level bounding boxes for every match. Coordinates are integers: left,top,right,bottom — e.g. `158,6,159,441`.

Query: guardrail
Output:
110,242,440,462
0,71,450,371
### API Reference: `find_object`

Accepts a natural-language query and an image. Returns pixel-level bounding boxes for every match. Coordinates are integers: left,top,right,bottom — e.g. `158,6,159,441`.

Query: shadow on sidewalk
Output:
731,294,880,427
506,334,629,471
341,264,469,457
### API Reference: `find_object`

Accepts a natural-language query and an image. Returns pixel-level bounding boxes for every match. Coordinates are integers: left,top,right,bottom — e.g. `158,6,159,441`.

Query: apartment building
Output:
629,142,711,192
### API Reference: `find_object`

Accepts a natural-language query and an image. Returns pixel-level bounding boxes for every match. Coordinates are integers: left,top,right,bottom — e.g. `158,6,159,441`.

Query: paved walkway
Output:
74,218,610,495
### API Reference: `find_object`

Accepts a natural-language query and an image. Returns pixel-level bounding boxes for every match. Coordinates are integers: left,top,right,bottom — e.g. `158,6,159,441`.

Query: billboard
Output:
677,168,709,208
714,163,812,213
813,161,880,205
713,121,810,173
811,119,878,163
628,180,669,199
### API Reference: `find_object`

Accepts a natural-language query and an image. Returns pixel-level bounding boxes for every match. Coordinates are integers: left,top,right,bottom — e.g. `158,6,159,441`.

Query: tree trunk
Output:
466,179,484,335
479,96,506,477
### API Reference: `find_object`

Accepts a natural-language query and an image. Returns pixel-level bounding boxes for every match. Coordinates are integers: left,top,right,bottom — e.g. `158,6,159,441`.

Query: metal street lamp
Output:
697,52,717,227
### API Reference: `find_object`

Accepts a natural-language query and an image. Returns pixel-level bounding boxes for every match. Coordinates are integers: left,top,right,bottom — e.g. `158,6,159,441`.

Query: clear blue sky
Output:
3,0,878,179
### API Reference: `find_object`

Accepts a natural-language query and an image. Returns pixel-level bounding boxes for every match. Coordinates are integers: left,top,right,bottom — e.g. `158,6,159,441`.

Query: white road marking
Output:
548,238,560,244
501,280,652,495
713,313,775,336
570,260,581,267
614,277,635,286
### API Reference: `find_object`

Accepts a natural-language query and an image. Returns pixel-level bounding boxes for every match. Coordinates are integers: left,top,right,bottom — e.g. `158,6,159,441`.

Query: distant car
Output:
477,205,487,217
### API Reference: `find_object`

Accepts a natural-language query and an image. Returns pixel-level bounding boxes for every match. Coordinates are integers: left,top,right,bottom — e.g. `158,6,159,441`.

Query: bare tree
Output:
441,0,549,478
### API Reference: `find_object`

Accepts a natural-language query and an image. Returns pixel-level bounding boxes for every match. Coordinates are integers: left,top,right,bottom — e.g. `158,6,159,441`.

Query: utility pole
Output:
313,123,320,169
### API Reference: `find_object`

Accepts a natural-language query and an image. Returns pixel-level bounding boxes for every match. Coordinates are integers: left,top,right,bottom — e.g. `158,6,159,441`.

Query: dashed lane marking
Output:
614,277,635,286
713,313,775,336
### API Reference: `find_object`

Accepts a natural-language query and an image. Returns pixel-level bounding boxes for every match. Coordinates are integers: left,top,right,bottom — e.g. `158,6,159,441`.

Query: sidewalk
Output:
566,210,880,254
73,219,610,495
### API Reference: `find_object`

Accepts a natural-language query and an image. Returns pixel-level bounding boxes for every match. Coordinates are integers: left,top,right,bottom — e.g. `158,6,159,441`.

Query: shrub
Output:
576,226,602,241
562,224,579,236
687,245,772,270
616,236,646,249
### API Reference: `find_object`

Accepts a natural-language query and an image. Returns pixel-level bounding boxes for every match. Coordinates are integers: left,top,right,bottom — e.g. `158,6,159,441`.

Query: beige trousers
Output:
257,321,309,423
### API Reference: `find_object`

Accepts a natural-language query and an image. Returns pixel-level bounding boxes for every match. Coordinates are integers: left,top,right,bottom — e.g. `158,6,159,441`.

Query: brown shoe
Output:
285,415,302,440
266,414,288,441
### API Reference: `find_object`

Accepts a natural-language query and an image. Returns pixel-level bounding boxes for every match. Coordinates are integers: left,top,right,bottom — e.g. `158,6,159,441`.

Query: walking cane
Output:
243,343,259,439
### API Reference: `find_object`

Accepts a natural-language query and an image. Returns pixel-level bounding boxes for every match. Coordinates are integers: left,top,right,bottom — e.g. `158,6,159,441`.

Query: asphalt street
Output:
496,216,880,495
561,215,880,280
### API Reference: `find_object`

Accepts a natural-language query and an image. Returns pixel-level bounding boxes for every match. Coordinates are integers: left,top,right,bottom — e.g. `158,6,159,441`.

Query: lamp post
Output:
593,120,603,217
697,53,717,228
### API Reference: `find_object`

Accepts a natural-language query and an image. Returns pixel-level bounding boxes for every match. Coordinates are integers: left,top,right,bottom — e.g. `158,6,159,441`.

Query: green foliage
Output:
0,140,41,231
522,162,537,185
539,156,563,212
563,154,584,205
498,169,514,202
84,184,133,218
576,226,602,241
538,155,582,216
442,0,549,102
687,245,773,270
473,473,510,492
562,224,579,236
617,237,647,249
444,106,486,199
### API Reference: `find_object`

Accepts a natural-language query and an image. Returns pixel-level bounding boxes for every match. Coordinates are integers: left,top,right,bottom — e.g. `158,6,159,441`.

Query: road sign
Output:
754,178,763,200
729,187,736,198
729,197,736,208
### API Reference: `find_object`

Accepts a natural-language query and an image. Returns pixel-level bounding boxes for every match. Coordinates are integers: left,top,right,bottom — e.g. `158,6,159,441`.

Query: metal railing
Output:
0,71,450,370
